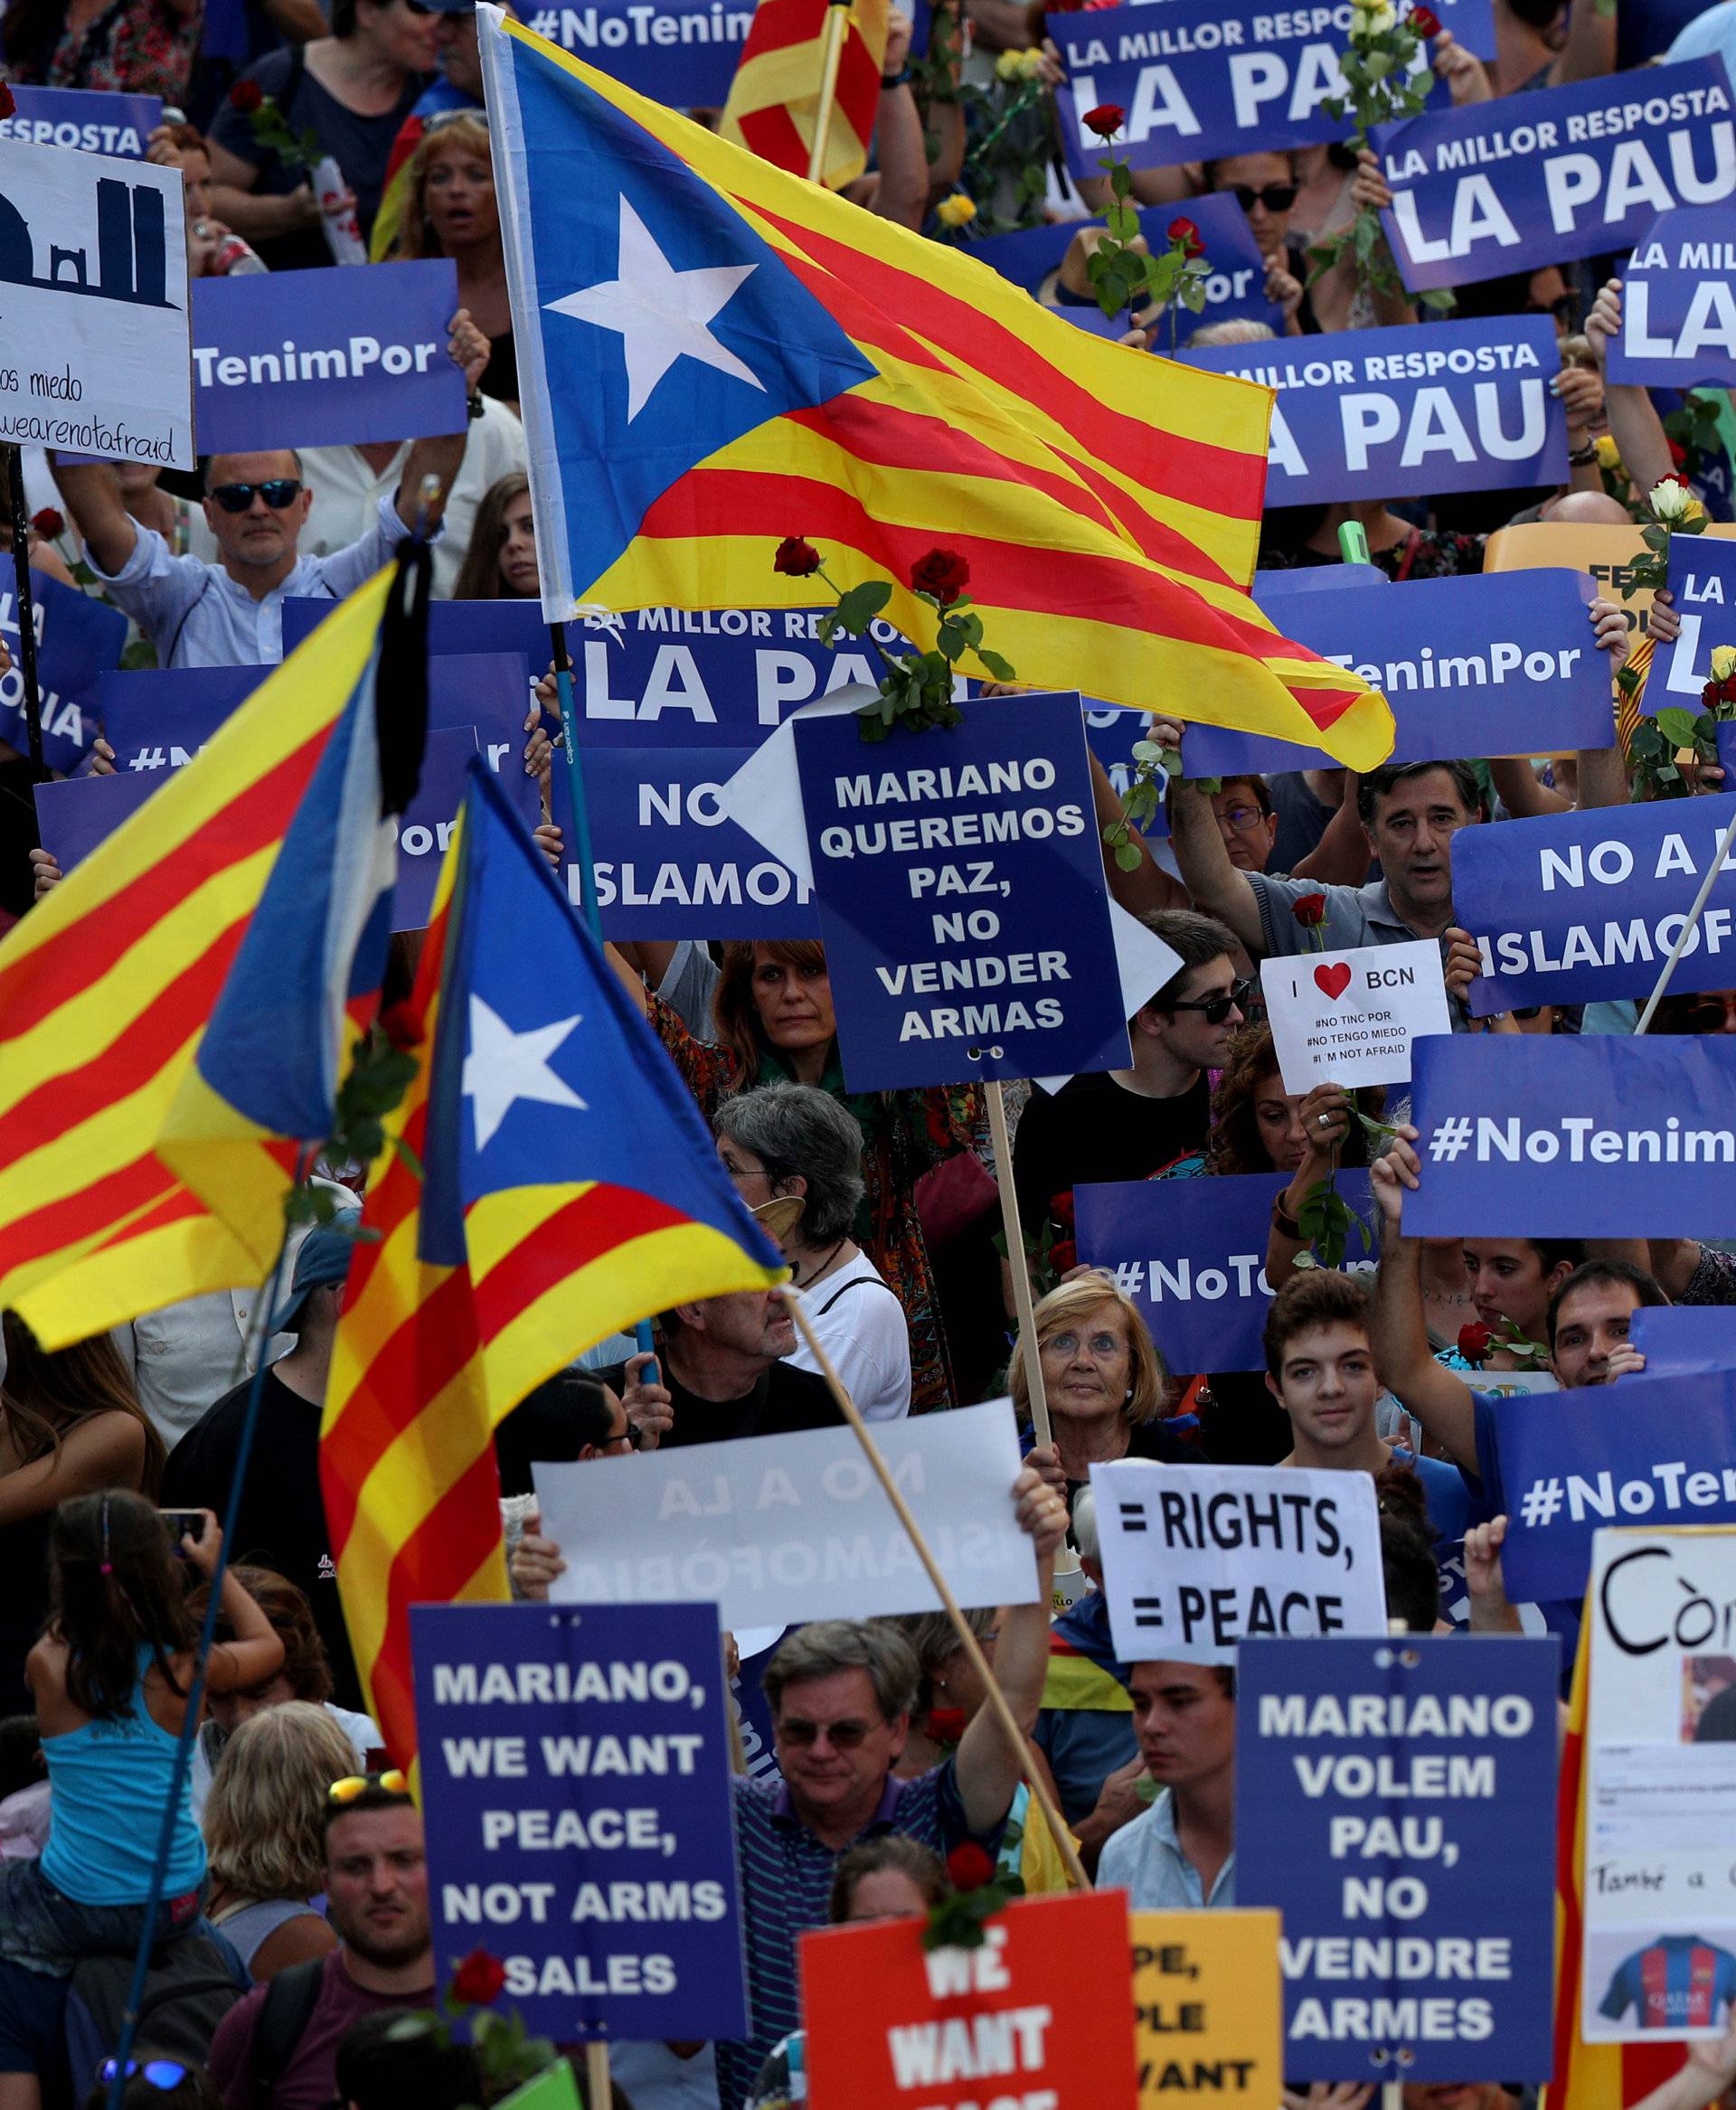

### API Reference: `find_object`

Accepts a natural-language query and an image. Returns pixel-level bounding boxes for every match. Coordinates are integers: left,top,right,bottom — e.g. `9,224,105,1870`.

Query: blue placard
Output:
412,1600,748,2043
552,744,815,937
1628,1305,1736,1379
967,193,1281,337
1181,316,1566,506
1454,800,1736,1013
33,768,163,871
1492,1370,1736,1601
1074,1171,1377,1373
1236,1634,1559,2081
1406,1032,1736,1238
396,725,542,930
1258,563,1390,598
1650,530,1736,701
1610,206,1736,389
1374,60,1736,293
1048,0,1495,179
1,569,128,776
794,692,1127,1091
515,0,751,108
0,86,162,157
191,261,467,456
1176,570,1607,777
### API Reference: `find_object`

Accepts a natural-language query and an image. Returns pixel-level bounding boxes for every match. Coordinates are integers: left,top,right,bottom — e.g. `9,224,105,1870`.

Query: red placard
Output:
800,1889,1138,2109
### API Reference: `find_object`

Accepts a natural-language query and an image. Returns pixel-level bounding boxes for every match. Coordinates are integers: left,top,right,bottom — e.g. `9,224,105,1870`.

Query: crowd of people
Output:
5,0,1736,2104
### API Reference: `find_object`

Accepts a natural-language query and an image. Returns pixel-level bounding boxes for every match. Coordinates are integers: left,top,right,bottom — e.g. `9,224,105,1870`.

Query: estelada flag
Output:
721,0,890,192
477,5,1395,768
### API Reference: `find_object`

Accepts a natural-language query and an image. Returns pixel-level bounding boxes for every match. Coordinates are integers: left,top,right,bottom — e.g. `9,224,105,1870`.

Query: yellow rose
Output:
1019,45,1046,76
1594,434,1620,469
995,48,1024,79
1712,645,1736,682
936,193,977,227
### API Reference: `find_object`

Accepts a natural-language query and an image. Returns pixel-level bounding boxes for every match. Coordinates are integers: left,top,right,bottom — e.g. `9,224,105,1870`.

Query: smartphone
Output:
157,1508,205,1554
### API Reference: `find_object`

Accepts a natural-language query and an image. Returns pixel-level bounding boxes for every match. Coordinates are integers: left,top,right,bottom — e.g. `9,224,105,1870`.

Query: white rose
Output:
1650,477,1696,523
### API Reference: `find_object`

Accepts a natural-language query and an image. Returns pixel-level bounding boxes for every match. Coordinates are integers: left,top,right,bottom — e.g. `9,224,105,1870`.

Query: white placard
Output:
532,1399,1039,1631
0,136,192,467
1583,1526,1736,2042
1092,1459,1386,1665
1260,937,1451,1093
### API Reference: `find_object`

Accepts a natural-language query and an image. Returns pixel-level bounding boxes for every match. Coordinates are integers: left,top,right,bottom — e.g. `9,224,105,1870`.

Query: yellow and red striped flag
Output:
480,7,1394,768
0,571,396,1351
721,0,890,191
322,762,787,1767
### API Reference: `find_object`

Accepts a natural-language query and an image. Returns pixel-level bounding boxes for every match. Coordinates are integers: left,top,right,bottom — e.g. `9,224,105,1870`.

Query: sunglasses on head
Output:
97,2062,187,2092
1227,184,1297,212
1164,976,1254,1025
209,477,301,513
329,1767,409,1802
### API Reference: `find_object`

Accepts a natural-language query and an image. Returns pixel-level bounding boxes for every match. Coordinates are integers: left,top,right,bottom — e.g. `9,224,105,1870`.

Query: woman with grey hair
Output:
715,1083,912,1421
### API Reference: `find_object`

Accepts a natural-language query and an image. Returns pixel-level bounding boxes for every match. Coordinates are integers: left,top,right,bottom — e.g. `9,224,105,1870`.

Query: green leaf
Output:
1419,287,1458,313
833,580,892,634
1114,840,1142,871
1656,706,1702,749
1131,739,1162,763
977,647,1016,681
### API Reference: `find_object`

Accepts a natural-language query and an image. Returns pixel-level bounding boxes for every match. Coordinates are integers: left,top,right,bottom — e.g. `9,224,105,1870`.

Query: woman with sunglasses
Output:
205,0,439,273
1203,154,1316,337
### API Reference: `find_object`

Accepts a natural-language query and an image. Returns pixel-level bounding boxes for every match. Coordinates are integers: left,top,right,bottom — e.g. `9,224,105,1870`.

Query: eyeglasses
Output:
1529,293,1579,326
1163,977,1254,1025
1047,1330,1123,1360
1227,184,1297,213
209,478,302,513
329,1768,409,1802
776,1716,875,1747
97,2063,188,2091
1214,803,1267,834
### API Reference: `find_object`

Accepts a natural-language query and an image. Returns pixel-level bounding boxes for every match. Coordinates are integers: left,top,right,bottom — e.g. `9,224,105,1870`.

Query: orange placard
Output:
1485,521,1736,647
801,1889,1140,2109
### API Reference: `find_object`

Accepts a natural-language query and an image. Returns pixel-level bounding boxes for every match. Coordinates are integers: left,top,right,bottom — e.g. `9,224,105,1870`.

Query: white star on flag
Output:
545,194,766,421
462,994,588,1151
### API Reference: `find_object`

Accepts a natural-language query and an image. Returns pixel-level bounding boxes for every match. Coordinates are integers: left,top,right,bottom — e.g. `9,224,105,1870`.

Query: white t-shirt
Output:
787,1253,911,1420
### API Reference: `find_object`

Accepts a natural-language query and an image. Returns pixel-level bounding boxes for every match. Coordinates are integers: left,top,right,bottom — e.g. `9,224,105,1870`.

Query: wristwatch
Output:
882,64,912,86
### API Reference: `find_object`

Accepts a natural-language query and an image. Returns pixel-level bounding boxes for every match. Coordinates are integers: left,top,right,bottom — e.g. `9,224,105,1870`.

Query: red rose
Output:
1660,470,1692,489
449,1948,507,2007
1082,102,1125,138
0,84,14,122
1409,5,1440,34
1457,1321,1493,1363
926,1707,967,1744
1669,438,1689,467
228,79,265,112
1166,216,1204,259
29,507,63,541
946,1842,995,1891
1050,1239,1078,1274
378,1000,424,1052
1292,892,1328,928
773,535,821,578
910,547,969,605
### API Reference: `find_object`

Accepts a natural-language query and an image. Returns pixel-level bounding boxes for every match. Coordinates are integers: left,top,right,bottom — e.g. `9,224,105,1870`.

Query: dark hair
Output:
829,1834,951,1922
0,1712,41,1799
1216,774,1272,818
714,1082,865,1246
80,2064,224,2110
1376,1465,1439,1634
323,1778,416,1841
494,1370,618,1496
1207,1022,1382,1176
47,1491,194,1719
1140,909,1240,1016
336,2011,481,2110
1546,1259,1667,1351
712,940,831,1087
331,0,359,35
1355,759,1481,832
1203,152,1300,187
453,471,531,599
188,1565,333,1705
1463,1236,1584,1278
2,1311,164,1496
1262,1267,1372,1378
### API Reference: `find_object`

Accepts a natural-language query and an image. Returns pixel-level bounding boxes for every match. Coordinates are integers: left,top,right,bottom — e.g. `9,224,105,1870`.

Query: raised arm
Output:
394,310,490,534
1152,718,1266,953
182,1514,288,1691
1368,1134,1479,1472
1586,279,1675,497
1291,771,1372,886
48,458,139,577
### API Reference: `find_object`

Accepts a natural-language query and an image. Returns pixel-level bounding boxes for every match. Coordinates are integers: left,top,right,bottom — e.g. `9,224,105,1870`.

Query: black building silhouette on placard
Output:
0,174,177,306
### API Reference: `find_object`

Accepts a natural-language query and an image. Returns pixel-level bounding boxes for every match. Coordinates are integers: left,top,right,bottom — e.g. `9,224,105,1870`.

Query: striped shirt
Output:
717,1764,995,2110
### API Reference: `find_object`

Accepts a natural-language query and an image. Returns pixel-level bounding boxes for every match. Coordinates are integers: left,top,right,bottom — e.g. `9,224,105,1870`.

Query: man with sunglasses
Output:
46,308,489,669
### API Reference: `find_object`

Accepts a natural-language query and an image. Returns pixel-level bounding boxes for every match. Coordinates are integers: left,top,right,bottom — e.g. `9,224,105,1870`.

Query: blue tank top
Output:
41,1643,206,1905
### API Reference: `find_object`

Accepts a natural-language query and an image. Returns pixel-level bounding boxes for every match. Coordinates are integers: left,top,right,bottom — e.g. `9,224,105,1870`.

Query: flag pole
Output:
778,1285,1089,1890
1632,796,1736,1033
985,1079,1051,1448
585,2040,610,2106
6,447,46,783
807,0,854,184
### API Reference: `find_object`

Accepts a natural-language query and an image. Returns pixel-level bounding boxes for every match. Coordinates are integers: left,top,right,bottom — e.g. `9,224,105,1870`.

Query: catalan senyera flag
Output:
478,5,1394,768
322,760,787,1766
1547,1619,1677,2110
721,0,890,192
0,570,397,1352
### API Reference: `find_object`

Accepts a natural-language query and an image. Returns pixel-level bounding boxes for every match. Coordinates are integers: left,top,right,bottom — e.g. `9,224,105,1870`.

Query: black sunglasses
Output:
210,477,302,513
1164,977,1254,1025
1228,184,1297,212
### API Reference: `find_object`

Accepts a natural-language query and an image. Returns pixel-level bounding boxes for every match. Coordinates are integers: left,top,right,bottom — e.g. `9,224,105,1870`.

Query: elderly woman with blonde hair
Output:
203,1700,354,1981
1008,1273,1196,1504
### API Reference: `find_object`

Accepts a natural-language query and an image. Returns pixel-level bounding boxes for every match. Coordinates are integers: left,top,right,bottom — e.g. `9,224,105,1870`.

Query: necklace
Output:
792,1238,846,1290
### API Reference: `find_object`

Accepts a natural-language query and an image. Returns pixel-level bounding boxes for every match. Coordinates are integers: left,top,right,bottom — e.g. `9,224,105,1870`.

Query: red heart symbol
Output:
1315,962,1353,1002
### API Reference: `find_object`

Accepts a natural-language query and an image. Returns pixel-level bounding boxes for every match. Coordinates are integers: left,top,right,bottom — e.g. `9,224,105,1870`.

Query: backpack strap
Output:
248,1955,326,2110
814,1273,900,1318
